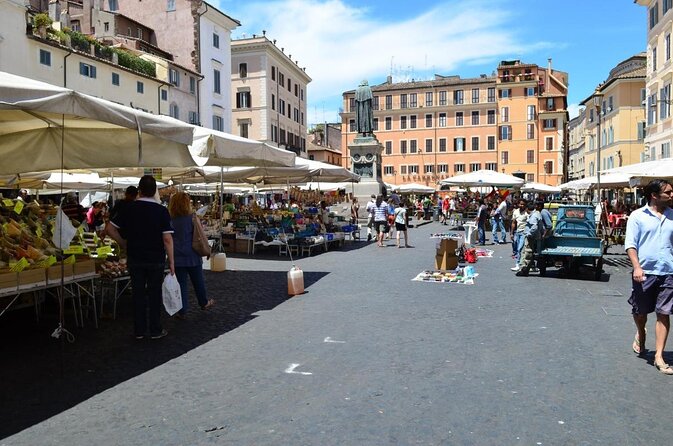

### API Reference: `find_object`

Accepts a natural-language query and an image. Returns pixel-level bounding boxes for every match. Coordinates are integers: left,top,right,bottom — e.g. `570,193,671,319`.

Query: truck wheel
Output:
594,258,604,281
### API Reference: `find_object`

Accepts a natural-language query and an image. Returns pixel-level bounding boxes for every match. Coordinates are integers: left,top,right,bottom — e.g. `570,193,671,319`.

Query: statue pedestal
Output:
348,136,385,202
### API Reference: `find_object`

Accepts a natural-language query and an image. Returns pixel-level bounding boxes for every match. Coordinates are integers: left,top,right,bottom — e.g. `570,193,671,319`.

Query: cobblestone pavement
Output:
1,222,670,445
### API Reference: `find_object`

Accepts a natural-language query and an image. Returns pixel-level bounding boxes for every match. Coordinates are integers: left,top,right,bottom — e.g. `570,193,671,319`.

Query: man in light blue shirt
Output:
625,179,673,374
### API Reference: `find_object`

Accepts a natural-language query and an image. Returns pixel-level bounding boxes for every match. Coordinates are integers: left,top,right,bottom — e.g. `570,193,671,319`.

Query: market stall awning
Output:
601,157,673,185
558,173,631,190
394,183,436,194
0,71,197,175
439,170,524,188
196,158,360,184
520,182,562,194
191,127,296,168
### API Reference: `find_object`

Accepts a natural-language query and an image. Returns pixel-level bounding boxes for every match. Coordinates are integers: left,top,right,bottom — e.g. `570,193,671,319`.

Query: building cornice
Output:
232,37,311,83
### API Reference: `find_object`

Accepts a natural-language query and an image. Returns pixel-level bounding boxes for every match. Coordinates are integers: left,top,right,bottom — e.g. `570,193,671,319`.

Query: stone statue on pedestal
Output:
355,80,374,137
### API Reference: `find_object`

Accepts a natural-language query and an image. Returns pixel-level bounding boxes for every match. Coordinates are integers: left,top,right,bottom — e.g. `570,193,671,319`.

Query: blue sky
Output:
216,0,646,126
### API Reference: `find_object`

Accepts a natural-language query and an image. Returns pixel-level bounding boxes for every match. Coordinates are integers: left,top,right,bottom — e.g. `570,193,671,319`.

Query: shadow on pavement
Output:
0,269,329,439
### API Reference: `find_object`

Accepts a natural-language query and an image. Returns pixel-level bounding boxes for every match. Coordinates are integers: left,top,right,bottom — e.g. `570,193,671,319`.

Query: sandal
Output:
200,299,215,310
632,328,647,355
655,361,673,375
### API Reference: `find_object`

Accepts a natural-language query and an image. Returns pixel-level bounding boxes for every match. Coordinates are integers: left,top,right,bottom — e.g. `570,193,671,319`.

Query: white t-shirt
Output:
496,200,508,218
512,208,528,233
394,206,407,224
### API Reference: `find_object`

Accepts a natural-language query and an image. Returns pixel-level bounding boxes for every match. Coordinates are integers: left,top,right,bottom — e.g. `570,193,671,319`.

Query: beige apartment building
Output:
495,60,569,185
580,54,646,176
307,123,342,166
341,60,569,187
568,109,587,180
637,0,673,162
229,35,311,156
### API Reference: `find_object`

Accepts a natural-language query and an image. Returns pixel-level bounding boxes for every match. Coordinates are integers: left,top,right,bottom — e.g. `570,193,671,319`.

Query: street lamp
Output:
593,90,604,204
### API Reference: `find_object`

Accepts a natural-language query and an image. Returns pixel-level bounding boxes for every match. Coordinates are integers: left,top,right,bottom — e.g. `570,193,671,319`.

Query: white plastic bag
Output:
162,274,182,316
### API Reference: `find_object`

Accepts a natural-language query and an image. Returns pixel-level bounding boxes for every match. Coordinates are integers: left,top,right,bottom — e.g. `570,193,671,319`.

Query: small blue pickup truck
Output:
538,205,604,281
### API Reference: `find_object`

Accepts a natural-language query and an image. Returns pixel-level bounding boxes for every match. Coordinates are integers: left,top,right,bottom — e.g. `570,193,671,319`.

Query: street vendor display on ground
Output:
412,268,478,285
475,248,494,258
429,232,465,239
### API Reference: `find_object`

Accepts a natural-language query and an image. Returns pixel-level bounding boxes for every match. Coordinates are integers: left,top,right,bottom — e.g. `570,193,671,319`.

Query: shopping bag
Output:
191,214,211,257
162,273,182,316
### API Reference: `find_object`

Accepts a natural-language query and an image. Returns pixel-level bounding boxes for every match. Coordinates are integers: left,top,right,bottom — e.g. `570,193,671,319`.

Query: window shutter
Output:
236,93,241,108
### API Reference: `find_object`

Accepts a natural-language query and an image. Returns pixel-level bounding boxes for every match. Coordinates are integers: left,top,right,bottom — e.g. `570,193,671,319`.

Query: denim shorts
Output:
628,274,673,315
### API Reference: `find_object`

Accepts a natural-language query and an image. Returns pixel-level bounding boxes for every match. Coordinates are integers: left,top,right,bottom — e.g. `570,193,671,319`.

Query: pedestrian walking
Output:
514,202,542,276
365,194,376,242
373,195,389,247
625,179,673,374
350,197,360,225
475,199,489,245
386,199,396,239
394,199,412,248
510,199,528,269
106,175,175,340
491,196,508,244
168,192,215,319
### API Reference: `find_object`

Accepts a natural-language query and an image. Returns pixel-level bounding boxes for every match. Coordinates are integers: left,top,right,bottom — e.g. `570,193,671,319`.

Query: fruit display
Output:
97,259,128,278
0,200,58,270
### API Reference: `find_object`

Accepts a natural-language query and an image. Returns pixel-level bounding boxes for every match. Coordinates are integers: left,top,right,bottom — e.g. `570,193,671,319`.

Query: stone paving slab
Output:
1,223,669,445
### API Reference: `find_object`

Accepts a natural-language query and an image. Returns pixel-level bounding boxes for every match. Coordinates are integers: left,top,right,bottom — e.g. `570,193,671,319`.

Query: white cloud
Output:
218,0,553,126
567,103,582,120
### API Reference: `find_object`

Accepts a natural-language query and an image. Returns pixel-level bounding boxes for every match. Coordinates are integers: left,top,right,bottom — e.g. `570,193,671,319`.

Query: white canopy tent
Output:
520,182,562,194
0,71,197,174
601,158,673,185
196,158,360,185
0,71,296,175
558,173,631,191
439,169,524,188
394,183,436,194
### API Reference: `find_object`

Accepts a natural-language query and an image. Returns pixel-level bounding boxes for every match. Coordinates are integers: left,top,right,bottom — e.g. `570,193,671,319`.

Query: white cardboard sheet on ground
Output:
412,270,478,285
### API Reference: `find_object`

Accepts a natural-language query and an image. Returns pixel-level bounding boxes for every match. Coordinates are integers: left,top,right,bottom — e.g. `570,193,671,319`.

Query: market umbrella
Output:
196,157,360,184
601,157,673,185
439,169,524,188
0,71,197,174
558,173,631,190
520,182,562,194
394,183,436,194
191,127,296,168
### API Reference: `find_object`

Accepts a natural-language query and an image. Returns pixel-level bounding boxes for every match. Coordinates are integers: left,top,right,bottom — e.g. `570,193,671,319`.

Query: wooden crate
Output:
0,271,18,293
18,268,47,289
73,259,96,277
47,263,75,284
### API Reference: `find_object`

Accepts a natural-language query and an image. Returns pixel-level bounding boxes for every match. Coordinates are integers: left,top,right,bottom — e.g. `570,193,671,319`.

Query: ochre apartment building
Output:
340,60,569,187
580,54,646,177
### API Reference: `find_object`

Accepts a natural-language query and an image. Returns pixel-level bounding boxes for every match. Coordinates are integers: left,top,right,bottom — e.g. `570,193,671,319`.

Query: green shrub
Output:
33,13,52,29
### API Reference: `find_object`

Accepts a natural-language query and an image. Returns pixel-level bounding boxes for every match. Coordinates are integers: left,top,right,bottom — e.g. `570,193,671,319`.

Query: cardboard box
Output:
18,268,47,289
0,271,18,293
436,238,458,255
435,254,459,271
47,263,74,284
73,259,96,277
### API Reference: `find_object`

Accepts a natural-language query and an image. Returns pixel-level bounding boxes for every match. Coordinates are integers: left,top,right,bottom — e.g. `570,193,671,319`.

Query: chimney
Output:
547,58,552,77
386,75,392,84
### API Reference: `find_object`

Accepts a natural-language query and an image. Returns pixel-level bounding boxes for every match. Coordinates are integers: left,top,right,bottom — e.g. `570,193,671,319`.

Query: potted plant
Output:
33,13,52,38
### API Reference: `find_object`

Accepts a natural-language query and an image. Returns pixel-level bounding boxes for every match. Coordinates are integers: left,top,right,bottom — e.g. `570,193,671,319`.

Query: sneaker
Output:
510,266,520,271
150,329,168,340
515,269,529,277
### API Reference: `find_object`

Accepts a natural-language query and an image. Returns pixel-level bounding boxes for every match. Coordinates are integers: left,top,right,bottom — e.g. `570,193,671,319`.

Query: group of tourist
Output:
354,193,413,248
